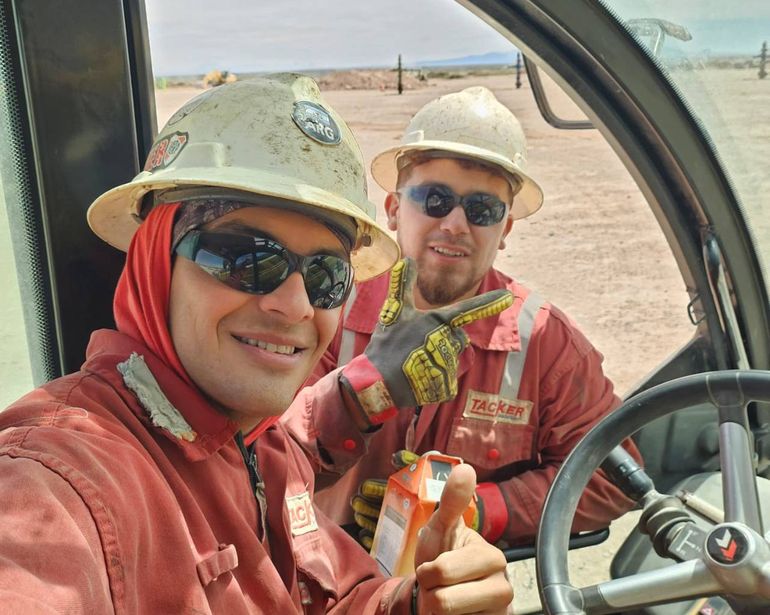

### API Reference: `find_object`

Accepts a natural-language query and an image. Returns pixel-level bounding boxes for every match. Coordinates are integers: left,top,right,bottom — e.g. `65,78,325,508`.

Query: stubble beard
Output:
414,256,480,307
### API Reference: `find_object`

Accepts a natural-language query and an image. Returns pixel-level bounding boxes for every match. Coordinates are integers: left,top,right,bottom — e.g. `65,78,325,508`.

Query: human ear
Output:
384,192,400,231
498,214,514,250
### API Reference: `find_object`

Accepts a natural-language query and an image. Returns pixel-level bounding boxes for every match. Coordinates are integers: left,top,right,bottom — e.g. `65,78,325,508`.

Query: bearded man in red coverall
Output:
0,75,515,614
284,86,642,548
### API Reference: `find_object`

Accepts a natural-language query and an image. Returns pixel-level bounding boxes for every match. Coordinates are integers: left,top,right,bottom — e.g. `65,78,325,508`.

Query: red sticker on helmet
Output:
144,132,189,172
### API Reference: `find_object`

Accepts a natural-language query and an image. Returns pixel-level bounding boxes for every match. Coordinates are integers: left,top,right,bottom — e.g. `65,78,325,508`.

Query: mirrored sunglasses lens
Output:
304,255,351,308
407,185,454,218
187,232,349,309
192,248,233,283
250,250,290,294
422,185,455,218
465,195,507,226
195,234,290,294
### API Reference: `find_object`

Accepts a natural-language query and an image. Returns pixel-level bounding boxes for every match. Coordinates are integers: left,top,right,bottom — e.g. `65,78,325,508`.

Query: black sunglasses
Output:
175,230,353,309
401,183,508,227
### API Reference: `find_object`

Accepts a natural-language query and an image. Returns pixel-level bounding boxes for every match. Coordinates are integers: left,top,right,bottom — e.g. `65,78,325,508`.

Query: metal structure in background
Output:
522,55,593,130
0,0,156,380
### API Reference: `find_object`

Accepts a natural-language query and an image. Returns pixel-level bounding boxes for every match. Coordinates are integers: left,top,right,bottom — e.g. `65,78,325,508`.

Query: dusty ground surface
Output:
317,68,430,91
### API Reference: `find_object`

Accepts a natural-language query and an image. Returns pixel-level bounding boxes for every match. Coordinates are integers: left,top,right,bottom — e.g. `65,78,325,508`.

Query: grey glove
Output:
340,258,513,425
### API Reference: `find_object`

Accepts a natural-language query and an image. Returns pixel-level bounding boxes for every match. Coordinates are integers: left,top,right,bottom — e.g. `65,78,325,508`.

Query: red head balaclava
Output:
113,203,278,441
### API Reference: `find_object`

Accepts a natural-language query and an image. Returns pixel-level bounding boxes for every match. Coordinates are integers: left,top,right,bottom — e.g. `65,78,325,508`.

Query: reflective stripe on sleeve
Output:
337,286,358,367
498,292,544,400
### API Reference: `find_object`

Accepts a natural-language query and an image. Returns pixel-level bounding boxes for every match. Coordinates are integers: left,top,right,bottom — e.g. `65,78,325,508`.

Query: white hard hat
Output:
371,86,543,220
88,73,399,280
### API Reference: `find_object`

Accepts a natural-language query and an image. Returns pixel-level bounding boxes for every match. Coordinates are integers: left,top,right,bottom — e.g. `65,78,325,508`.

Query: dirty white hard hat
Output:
87,73,399,280
371,86,543,220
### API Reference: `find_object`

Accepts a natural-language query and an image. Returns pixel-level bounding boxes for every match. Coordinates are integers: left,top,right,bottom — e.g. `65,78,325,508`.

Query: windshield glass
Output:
600,0,770,295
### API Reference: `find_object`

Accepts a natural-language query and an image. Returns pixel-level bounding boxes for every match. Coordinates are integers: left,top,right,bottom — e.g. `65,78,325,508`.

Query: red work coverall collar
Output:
85,329,241,461
343,267,521,352
110,203,278,446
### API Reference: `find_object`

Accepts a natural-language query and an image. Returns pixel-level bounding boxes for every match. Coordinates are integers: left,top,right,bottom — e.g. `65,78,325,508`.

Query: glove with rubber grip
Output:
340,258,513,426
350,450,421,550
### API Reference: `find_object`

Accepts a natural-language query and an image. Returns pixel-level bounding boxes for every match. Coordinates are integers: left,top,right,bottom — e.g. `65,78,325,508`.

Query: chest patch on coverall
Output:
286,491,319,536
463,390,533,425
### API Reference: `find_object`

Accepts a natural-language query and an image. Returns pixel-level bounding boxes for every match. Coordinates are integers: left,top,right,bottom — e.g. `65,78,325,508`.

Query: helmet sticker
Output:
292,101,341,145
144,132,189,172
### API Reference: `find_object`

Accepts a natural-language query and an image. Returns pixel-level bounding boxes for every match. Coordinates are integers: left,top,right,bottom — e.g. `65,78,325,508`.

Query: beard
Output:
414,259,482,307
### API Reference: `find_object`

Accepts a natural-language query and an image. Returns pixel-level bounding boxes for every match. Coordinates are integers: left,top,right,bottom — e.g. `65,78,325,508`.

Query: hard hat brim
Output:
371,140,544,220
87,166,400,281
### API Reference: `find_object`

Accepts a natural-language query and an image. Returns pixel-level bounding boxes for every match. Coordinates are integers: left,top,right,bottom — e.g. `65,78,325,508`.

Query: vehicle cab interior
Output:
1,1,768,613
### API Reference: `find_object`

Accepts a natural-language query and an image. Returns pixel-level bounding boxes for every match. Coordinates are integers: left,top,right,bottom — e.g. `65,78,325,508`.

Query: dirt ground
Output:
151,74,692,610
317,69,429,91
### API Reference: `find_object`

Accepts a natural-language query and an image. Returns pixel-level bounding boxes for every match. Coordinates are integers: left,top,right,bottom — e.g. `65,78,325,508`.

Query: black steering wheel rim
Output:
536,369,770,614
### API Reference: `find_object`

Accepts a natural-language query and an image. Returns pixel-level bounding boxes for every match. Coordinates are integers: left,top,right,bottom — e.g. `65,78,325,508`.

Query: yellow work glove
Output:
340,258,513,426
350,450,420,551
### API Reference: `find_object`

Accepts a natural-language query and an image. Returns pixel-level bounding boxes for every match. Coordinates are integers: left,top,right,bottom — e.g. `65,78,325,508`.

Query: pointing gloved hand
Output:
339,258,513,427
350,450,483,551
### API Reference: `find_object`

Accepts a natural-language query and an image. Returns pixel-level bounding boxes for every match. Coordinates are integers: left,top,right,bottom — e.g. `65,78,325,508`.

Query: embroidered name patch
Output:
463,390,533,425
286,491,318,536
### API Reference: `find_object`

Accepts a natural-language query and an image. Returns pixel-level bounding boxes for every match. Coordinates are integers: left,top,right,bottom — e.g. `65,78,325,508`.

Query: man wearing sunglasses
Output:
0,76,515,613
286,86,641,548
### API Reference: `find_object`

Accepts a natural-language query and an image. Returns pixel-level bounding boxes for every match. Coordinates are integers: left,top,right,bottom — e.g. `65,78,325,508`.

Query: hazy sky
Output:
144,0,770,76
144,0,517,76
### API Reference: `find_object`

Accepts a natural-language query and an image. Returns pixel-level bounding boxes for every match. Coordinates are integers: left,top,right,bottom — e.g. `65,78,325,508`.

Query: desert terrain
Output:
2,66,766,610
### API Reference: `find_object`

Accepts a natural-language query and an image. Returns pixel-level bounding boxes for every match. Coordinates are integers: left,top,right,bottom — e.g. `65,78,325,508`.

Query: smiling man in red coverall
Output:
0,75,514,614
285,86,641,548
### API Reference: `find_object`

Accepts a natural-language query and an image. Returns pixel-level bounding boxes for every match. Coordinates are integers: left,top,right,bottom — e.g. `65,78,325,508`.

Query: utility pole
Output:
515,52,522,89
758,41,768,79
398,54,403,94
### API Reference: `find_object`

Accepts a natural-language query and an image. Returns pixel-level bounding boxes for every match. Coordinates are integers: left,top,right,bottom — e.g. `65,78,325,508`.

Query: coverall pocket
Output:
446,416,536,471
293,530,340,610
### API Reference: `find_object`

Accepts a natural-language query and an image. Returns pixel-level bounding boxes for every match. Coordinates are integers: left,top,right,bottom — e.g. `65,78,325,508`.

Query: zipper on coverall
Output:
235,432,269,543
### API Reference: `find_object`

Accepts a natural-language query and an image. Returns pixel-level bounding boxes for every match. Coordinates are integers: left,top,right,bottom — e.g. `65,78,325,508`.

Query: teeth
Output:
433,246,465,257
237,336,295,355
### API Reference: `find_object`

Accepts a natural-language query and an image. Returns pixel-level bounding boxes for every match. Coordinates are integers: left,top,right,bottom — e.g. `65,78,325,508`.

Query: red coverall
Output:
0,330,414,614
285,268,640,544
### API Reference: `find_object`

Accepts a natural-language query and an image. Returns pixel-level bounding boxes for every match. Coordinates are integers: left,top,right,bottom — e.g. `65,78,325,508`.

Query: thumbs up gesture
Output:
413,464,513,614
340,258,513,426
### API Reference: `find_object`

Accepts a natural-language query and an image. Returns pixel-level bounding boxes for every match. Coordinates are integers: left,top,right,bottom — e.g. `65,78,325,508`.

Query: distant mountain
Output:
413,50,520,68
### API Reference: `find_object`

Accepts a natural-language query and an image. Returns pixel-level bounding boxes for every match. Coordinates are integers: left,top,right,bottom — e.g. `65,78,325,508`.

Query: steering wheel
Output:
536,370,770,614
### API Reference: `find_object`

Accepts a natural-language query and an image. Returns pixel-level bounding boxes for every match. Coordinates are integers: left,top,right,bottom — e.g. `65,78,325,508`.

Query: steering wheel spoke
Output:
577,559,722,613
719,421,764,530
